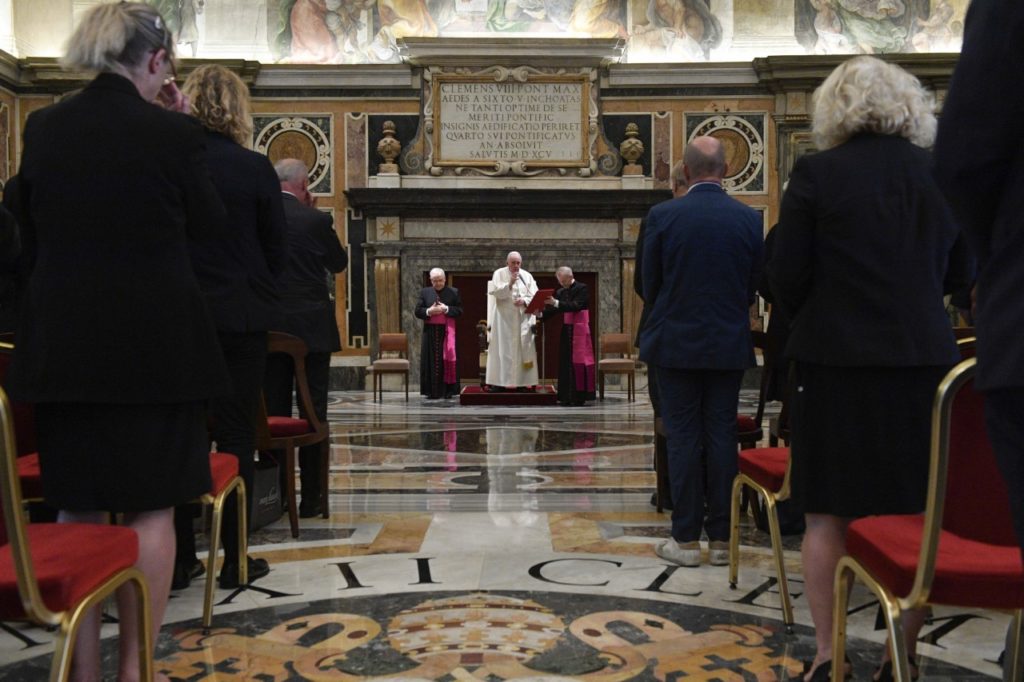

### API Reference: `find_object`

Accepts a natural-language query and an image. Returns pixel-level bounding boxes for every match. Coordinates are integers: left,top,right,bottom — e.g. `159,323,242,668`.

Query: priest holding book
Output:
486,251,539,391
540,266,596,406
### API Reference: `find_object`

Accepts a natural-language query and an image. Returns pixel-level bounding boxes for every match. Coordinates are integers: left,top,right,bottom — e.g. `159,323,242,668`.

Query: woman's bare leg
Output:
802,513,851,681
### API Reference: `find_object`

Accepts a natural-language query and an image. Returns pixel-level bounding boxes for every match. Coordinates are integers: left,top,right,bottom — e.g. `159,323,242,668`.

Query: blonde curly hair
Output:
182,64,253,147
812,56,936,151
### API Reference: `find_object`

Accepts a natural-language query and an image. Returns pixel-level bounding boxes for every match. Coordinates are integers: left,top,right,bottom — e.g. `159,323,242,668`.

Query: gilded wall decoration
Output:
685,113,766,195
253,115,333,195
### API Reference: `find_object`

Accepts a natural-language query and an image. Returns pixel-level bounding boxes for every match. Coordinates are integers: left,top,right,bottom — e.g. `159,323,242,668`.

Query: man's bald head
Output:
683,136,726,184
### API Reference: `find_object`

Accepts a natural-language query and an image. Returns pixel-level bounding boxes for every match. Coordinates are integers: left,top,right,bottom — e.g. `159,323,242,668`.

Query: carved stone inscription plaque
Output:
433,74,588,168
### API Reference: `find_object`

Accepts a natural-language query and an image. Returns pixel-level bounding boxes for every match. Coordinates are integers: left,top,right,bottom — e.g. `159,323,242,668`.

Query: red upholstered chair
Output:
196,452,246,629
0,342,42,503
0,386,153,682
727,446,795,632
368,333,410,402
833,358,1024,682
258,331,330,538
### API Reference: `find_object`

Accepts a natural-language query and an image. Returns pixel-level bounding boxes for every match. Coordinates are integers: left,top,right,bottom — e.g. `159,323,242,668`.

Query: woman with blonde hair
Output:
171,64,286,591
768,56,970,682
8,3,228,680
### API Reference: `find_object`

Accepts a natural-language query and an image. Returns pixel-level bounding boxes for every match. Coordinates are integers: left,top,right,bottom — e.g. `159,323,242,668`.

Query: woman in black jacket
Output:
768,56,970,682
9,4,229,678
173,64,288,591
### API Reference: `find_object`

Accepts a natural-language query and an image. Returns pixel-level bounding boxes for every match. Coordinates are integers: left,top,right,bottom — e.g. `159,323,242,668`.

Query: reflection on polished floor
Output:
0,389,1008,680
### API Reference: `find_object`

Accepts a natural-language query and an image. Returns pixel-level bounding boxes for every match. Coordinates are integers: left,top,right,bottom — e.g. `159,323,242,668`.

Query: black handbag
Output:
249,452,283,531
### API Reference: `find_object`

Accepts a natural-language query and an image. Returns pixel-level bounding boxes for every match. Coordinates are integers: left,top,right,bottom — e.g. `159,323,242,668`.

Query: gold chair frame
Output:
832,358,1024,682
0,388,153,682
727,449,795,633
196,465,246,630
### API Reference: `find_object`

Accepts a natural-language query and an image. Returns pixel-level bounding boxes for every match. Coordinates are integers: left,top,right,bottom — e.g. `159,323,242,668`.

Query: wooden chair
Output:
737,330,770,449
597,333,635,401
833,357,1024,682
727,446,795,632
258,331,330,538
0,386,153,682
368,332,410,402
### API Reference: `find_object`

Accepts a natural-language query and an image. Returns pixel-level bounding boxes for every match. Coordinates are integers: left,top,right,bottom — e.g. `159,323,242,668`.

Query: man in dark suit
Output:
934,0,1024,561
265,158,348,518
639,136,763,567
635,161,687,509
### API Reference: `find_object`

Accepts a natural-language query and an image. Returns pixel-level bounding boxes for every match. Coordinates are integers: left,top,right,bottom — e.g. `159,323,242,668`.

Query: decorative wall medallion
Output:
685,114,766,194
254,115,333,195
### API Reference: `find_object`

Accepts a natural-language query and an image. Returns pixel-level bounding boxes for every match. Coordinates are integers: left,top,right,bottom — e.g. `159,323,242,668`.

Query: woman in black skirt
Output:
767,56,971,682
8,3,229,679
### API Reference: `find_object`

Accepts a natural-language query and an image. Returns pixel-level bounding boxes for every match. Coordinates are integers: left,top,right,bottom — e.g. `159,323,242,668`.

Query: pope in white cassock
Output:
486,251,539,389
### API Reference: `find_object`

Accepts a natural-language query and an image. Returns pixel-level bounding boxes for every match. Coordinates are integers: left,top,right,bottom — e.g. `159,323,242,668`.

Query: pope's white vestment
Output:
486,266,539,387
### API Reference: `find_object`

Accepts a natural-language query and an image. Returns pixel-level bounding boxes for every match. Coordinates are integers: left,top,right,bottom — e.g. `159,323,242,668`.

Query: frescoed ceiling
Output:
3,0,968,63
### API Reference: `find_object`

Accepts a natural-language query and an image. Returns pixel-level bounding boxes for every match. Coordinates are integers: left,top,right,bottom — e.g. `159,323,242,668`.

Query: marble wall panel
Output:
652,111,673,190
345,113,367,191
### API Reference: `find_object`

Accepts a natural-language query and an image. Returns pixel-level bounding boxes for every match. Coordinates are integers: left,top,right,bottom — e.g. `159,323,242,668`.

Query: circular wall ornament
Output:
254,117,332,194
687,114,765,194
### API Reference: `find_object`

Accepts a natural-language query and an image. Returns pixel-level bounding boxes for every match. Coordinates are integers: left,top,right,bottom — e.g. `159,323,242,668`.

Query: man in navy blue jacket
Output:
639,136,763,567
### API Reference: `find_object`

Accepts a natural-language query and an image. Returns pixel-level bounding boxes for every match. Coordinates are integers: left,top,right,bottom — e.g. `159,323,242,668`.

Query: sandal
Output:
873,654,920,682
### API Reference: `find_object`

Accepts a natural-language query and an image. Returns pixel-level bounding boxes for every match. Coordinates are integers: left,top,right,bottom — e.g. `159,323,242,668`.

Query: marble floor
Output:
0,388,1010,680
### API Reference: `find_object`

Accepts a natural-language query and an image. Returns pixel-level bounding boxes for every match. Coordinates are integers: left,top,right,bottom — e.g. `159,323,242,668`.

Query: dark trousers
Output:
175,330,267,563
985,387,1024,563
264,350,330,504
657,366,743,542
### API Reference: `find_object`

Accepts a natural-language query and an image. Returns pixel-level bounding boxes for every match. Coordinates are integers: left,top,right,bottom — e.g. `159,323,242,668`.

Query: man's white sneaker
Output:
708,540,730,566
655,539,701,567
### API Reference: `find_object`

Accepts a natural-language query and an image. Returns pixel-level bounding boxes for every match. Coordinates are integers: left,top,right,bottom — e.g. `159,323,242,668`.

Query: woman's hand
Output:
156,80,190,113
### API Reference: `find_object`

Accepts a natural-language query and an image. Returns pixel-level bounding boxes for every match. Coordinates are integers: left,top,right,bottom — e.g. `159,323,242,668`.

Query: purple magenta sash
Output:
563,309,595,391
425,314,457,384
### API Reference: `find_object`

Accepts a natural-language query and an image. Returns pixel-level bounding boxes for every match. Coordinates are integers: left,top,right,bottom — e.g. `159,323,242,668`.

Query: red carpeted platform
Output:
460,385,558,406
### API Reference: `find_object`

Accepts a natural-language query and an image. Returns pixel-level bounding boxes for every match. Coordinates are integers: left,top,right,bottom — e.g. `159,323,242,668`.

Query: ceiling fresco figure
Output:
369,0,443,61
631,0,722,60
486,0,575,32
910,0,960,52
796,0,940,54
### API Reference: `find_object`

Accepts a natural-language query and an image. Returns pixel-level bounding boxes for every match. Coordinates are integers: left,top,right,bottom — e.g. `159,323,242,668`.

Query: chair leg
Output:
728,476,743,591
763,493,794,632
236,479,248,586
834,557,907,682
628,373,634,402
599,372,605,400
1006,610,1024,682
405,372,409,402
285,445,300,538
832,559,855,682
205,491,224,628
50,569,152,682
320,438,330,519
